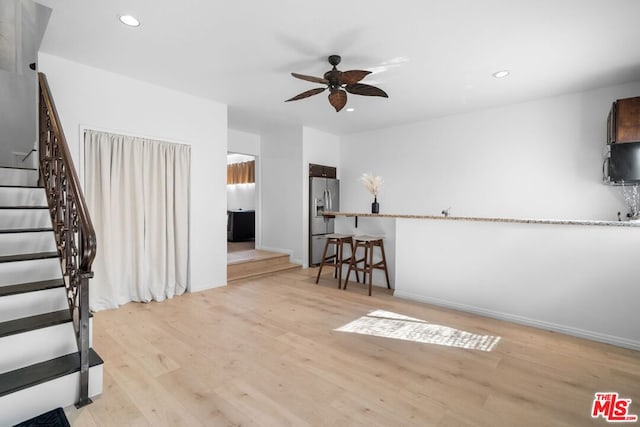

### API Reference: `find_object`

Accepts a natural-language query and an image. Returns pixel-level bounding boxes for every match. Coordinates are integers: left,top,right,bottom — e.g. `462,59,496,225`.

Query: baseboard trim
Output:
393,290,640,351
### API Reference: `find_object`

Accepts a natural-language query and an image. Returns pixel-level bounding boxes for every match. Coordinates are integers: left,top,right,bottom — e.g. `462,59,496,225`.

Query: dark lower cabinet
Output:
227,210,255,242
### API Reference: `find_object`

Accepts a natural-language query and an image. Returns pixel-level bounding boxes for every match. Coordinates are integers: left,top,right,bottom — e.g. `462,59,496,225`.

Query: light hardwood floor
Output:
66,268,640,426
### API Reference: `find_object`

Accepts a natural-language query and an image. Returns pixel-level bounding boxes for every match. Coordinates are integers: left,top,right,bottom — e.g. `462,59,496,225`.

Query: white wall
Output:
0,0,50,168
38,53,228,295
395,218,640,350
228,129,260,156
227,184,255,211
260,126,303,263
341,81,640,221
302,127,341,267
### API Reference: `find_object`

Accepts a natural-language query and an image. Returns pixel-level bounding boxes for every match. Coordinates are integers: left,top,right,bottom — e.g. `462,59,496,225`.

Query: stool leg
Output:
349,241,361,284
315,238,331,284
344,242,359,290
379,240,391,289
336,239,344,289
367,242,374,296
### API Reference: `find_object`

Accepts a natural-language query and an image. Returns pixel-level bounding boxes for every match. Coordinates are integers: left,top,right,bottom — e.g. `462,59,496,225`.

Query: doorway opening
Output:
227,152,257,260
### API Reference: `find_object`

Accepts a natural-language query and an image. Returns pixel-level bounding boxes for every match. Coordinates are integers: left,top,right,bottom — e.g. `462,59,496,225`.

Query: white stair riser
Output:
0,209,51,229
0,319,93,375
0,187,46,207
0,364,102,426
0,168,38,187
0,287,68,322
0,231,56,256
0,258,62,285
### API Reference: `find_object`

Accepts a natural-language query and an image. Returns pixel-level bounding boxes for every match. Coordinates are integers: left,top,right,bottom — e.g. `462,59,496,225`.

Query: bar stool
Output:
315,233,359,289
344,235,391,296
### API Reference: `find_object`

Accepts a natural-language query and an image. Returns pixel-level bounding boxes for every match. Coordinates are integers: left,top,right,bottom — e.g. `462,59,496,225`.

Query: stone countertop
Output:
323,211,640,227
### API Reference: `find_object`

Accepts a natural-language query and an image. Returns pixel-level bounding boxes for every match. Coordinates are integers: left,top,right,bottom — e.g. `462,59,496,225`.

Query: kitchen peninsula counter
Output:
325,210,640,350
323,211,640,227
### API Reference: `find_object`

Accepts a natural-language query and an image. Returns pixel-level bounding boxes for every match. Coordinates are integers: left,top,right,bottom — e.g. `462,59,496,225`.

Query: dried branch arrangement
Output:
360,173,383,197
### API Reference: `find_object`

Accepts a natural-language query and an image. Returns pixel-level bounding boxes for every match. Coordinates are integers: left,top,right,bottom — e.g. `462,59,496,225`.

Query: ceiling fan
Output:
285,55,388,112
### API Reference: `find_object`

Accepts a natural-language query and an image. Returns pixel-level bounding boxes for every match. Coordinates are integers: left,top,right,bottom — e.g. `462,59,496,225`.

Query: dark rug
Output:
13,408,70,427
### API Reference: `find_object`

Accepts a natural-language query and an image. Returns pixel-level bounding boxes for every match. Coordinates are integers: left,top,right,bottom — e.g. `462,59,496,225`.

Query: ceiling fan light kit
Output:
286,55,389,112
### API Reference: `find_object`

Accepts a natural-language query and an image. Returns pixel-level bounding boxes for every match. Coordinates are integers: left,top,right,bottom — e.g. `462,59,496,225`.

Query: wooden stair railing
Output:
38,72,97,408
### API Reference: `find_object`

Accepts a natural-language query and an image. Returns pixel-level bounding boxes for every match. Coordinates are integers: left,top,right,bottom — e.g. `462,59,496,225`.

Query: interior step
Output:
0,186,46,207
0,230,56,256
0,208,51,229
0,279,67,323
0,349,103,426
0,309,71,340
0,257,62,285
0,251,59,263
0,227,53,233
0,310,92,375
0,167,38,187
228,252,300,281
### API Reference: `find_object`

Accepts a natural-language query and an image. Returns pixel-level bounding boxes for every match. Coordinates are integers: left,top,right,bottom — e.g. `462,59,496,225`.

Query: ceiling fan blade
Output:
291,72,329,84
340,70,371,85
328,89,348,112
285,87,327,102
344,83,388,98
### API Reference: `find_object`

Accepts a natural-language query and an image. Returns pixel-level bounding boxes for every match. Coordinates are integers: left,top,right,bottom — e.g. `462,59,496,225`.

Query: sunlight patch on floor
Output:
335,310,501,351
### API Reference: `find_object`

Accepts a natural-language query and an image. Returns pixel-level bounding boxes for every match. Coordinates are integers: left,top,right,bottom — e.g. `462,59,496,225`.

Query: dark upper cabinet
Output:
309,163,337,178
608,96,640,144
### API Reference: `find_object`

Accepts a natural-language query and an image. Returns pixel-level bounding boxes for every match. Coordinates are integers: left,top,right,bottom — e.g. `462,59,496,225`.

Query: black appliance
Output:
604,142,640,184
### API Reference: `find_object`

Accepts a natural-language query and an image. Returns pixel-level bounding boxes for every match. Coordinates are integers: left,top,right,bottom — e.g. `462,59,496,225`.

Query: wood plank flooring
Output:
66,268,640,426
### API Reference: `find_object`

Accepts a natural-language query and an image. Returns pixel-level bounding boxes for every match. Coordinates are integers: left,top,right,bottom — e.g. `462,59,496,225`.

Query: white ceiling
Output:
36,0,640,136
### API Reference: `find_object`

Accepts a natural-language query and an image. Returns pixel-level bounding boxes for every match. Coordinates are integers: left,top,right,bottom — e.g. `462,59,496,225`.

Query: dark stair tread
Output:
0,348,103,398
0,185,42,189
0,206,48,209
0,227,53,234
0,309,71,338
0,278,65,298
0,166,37,171
0,252,59,263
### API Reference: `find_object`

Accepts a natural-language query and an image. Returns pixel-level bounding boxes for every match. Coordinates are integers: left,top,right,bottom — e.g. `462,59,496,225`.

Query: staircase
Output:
0,73,103,425
0,167,103,425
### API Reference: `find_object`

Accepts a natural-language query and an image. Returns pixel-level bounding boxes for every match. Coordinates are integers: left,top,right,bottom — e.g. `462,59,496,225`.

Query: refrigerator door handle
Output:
327,189,332,211
313,195,318,218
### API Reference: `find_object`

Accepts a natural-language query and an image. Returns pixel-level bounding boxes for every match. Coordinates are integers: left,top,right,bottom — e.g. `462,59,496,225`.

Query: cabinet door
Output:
309,163,337,178
324,166,337,179
309,163,325,177
615,97,640,143
607,102,616,144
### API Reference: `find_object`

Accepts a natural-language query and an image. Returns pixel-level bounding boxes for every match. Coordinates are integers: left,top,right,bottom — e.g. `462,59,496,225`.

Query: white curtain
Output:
84,129,190,311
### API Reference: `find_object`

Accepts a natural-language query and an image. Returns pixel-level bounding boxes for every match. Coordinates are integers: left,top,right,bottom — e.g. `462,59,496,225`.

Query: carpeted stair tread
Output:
0,348,103,398
0,278,65,298
0,252,59,263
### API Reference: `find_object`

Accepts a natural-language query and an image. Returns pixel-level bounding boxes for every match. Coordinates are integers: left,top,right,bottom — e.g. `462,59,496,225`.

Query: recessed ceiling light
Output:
346,107,355,112
492,70,510,78
118,15,140,27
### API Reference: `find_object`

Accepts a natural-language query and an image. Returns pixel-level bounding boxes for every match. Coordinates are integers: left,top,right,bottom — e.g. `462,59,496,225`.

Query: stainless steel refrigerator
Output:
309,177,340,266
